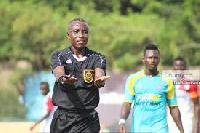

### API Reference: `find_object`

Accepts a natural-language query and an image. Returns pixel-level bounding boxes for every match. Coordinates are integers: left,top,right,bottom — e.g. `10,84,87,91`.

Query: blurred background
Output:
0,0,200,132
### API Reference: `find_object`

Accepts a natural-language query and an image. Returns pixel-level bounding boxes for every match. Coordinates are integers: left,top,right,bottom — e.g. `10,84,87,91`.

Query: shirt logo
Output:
137,93,161,101
157,85,163,92
66,59,72,64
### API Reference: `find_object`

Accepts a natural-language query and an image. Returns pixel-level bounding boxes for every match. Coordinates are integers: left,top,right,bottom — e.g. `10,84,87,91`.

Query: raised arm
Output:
50,52,77,85
50,52,66,81
53,66,65,81
94,54,110,87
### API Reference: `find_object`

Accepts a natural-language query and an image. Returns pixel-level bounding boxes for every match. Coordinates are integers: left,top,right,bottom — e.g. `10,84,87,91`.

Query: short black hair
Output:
173,57,186,65
69,18,87,23
144,44,160,56
40,82,49,92
67,18,88,32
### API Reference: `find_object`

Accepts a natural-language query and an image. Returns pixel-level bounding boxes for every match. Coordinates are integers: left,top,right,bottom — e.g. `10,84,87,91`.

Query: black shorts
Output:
50,108,100,133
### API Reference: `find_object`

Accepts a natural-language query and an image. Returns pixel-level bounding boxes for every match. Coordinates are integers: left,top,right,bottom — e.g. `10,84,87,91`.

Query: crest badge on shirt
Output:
83,69,95,83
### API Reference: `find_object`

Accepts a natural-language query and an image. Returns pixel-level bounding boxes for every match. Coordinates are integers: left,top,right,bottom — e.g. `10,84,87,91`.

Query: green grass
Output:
0,89,26,120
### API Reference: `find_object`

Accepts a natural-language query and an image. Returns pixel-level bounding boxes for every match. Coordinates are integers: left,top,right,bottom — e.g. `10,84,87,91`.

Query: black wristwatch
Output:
58,76,65,85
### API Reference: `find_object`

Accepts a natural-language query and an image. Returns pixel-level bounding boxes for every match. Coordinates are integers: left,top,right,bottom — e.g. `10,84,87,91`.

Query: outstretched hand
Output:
62,75,78,85
94,75,110,87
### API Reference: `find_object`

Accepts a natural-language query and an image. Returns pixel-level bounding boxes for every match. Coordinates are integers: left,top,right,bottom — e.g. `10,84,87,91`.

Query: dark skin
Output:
53,21,109,87
142,50,160,77
119,50,184,133
173,60,186,70
173,60,199,133
30,84,52,131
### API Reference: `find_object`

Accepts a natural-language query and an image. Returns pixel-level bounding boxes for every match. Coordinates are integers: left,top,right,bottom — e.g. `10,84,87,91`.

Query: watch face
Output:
61,80,65,85
59,76,65,85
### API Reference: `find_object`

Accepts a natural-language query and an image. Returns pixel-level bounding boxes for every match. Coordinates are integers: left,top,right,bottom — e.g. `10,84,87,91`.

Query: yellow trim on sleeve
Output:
169,104,178,107
124,100,133,103
159,73,175,99
166,79,174,99
128,71,144,95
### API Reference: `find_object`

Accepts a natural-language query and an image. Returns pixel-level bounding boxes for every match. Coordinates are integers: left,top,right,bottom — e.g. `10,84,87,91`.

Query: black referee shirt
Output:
50,46,106,110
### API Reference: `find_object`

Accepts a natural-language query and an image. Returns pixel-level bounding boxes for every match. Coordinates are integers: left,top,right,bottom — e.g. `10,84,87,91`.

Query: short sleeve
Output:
189,84,198,98
47,95,54,112
50,52,64,71
166,80,178,106
94,54,106,70
124,74,136,103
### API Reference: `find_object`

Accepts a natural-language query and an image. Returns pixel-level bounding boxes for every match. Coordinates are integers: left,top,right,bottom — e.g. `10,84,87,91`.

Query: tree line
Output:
0,0,200,71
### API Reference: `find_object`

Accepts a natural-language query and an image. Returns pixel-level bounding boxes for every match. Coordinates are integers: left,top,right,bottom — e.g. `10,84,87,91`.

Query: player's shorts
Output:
50,107,100,133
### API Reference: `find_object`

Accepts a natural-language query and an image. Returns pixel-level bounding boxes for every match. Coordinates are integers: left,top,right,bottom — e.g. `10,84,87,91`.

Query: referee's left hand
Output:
94,75,110,87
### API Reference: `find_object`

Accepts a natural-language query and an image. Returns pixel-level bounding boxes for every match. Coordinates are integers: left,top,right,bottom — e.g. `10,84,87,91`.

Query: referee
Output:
50,18,110,133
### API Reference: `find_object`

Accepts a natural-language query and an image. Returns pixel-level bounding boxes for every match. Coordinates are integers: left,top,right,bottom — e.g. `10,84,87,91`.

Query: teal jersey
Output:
124,70,177,133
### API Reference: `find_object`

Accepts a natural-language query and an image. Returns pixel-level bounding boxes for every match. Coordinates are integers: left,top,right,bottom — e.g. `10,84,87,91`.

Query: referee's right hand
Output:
62,75,77,84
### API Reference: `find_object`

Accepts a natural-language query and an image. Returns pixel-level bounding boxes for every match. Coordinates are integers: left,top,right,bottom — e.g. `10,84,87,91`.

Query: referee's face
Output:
143,50,160,70
67,21,89,49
